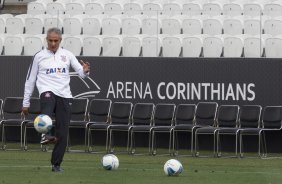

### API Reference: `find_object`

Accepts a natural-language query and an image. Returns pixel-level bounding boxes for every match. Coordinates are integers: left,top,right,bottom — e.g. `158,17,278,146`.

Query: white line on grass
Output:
0,165,282,175
0,165,51,168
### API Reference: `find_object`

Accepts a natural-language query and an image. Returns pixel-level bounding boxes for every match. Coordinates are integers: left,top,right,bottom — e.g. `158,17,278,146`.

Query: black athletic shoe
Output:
52,165,64,172
40,134,58,145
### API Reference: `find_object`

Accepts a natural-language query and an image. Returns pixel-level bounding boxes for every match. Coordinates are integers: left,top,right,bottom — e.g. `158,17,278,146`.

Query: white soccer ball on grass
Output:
164,159,183,176
101,154,119,170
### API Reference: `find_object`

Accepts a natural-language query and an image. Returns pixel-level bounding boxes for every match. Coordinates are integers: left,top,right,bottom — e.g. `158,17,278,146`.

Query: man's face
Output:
46,32,62,52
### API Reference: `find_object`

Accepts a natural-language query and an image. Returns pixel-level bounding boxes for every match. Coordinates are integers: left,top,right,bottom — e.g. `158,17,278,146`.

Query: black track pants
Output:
40,91,72,166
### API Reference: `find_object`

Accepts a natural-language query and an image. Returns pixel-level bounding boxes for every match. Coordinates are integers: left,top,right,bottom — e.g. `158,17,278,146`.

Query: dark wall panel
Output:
1,56,282,151
1,56,282,107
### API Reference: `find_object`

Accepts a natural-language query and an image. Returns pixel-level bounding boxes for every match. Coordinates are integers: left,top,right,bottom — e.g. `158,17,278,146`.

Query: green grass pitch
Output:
1,146,282,184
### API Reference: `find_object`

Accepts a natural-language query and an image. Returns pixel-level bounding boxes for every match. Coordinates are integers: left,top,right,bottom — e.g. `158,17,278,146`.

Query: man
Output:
22,27,90,172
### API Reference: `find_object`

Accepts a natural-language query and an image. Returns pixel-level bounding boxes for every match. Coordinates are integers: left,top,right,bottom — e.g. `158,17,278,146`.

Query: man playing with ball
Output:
22,27,90,172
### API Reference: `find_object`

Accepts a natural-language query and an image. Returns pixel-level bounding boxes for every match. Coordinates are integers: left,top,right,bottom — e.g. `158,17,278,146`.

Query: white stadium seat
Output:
142,35,161,57
182,34,205,57
182,16,203,35
202,1,223,17
223,35,244,57
4,35,24,55
243,2,264,17
23,35,44,56
65,2,86,16
62,35,83,56
143,1,163,17
46,2,66,16
203,16,223,35
161,35,182,57
63,15,87,35
85,1,104,15
263,1,282,17
122,36,142,57
243,16,263,35
162,1,183,16
82,15,105,35
203,35,223,57
0,13,13,30
124,2,143,16
182,1,203,16
6,15,29,34
222,1,243,17
223,16,244,35
102,16,122,35
104,0,125,15
243,34,269,58
25,15,48,34
142,17,161,35
44,16,64,33
122,16,142,35
161,17,182,35
265,35,282,58
102,36,122,56
264,17,282,36
82,35,103,56
0,14,13,34
27,0,49,15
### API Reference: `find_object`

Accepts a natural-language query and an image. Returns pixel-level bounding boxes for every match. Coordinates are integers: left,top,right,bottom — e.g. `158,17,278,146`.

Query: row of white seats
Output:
27,0,282,17
1,33,282,58
1,13,282,36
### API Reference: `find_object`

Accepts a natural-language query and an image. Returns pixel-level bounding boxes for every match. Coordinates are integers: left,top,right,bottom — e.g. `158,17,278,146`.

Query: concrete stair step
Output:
0,4,27,15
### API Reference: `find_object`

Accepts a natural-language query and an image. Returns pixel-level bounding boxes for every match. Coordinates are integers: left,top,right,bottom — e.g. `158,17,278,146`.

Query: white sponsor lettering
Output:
107,81,256,101
107,81,152,99
247,83,255,101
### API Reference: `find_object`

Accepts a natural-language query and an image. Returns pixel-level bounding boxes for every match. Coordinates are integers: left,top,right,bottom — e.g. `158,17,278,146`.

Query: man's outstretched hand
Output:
80,60,90,73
